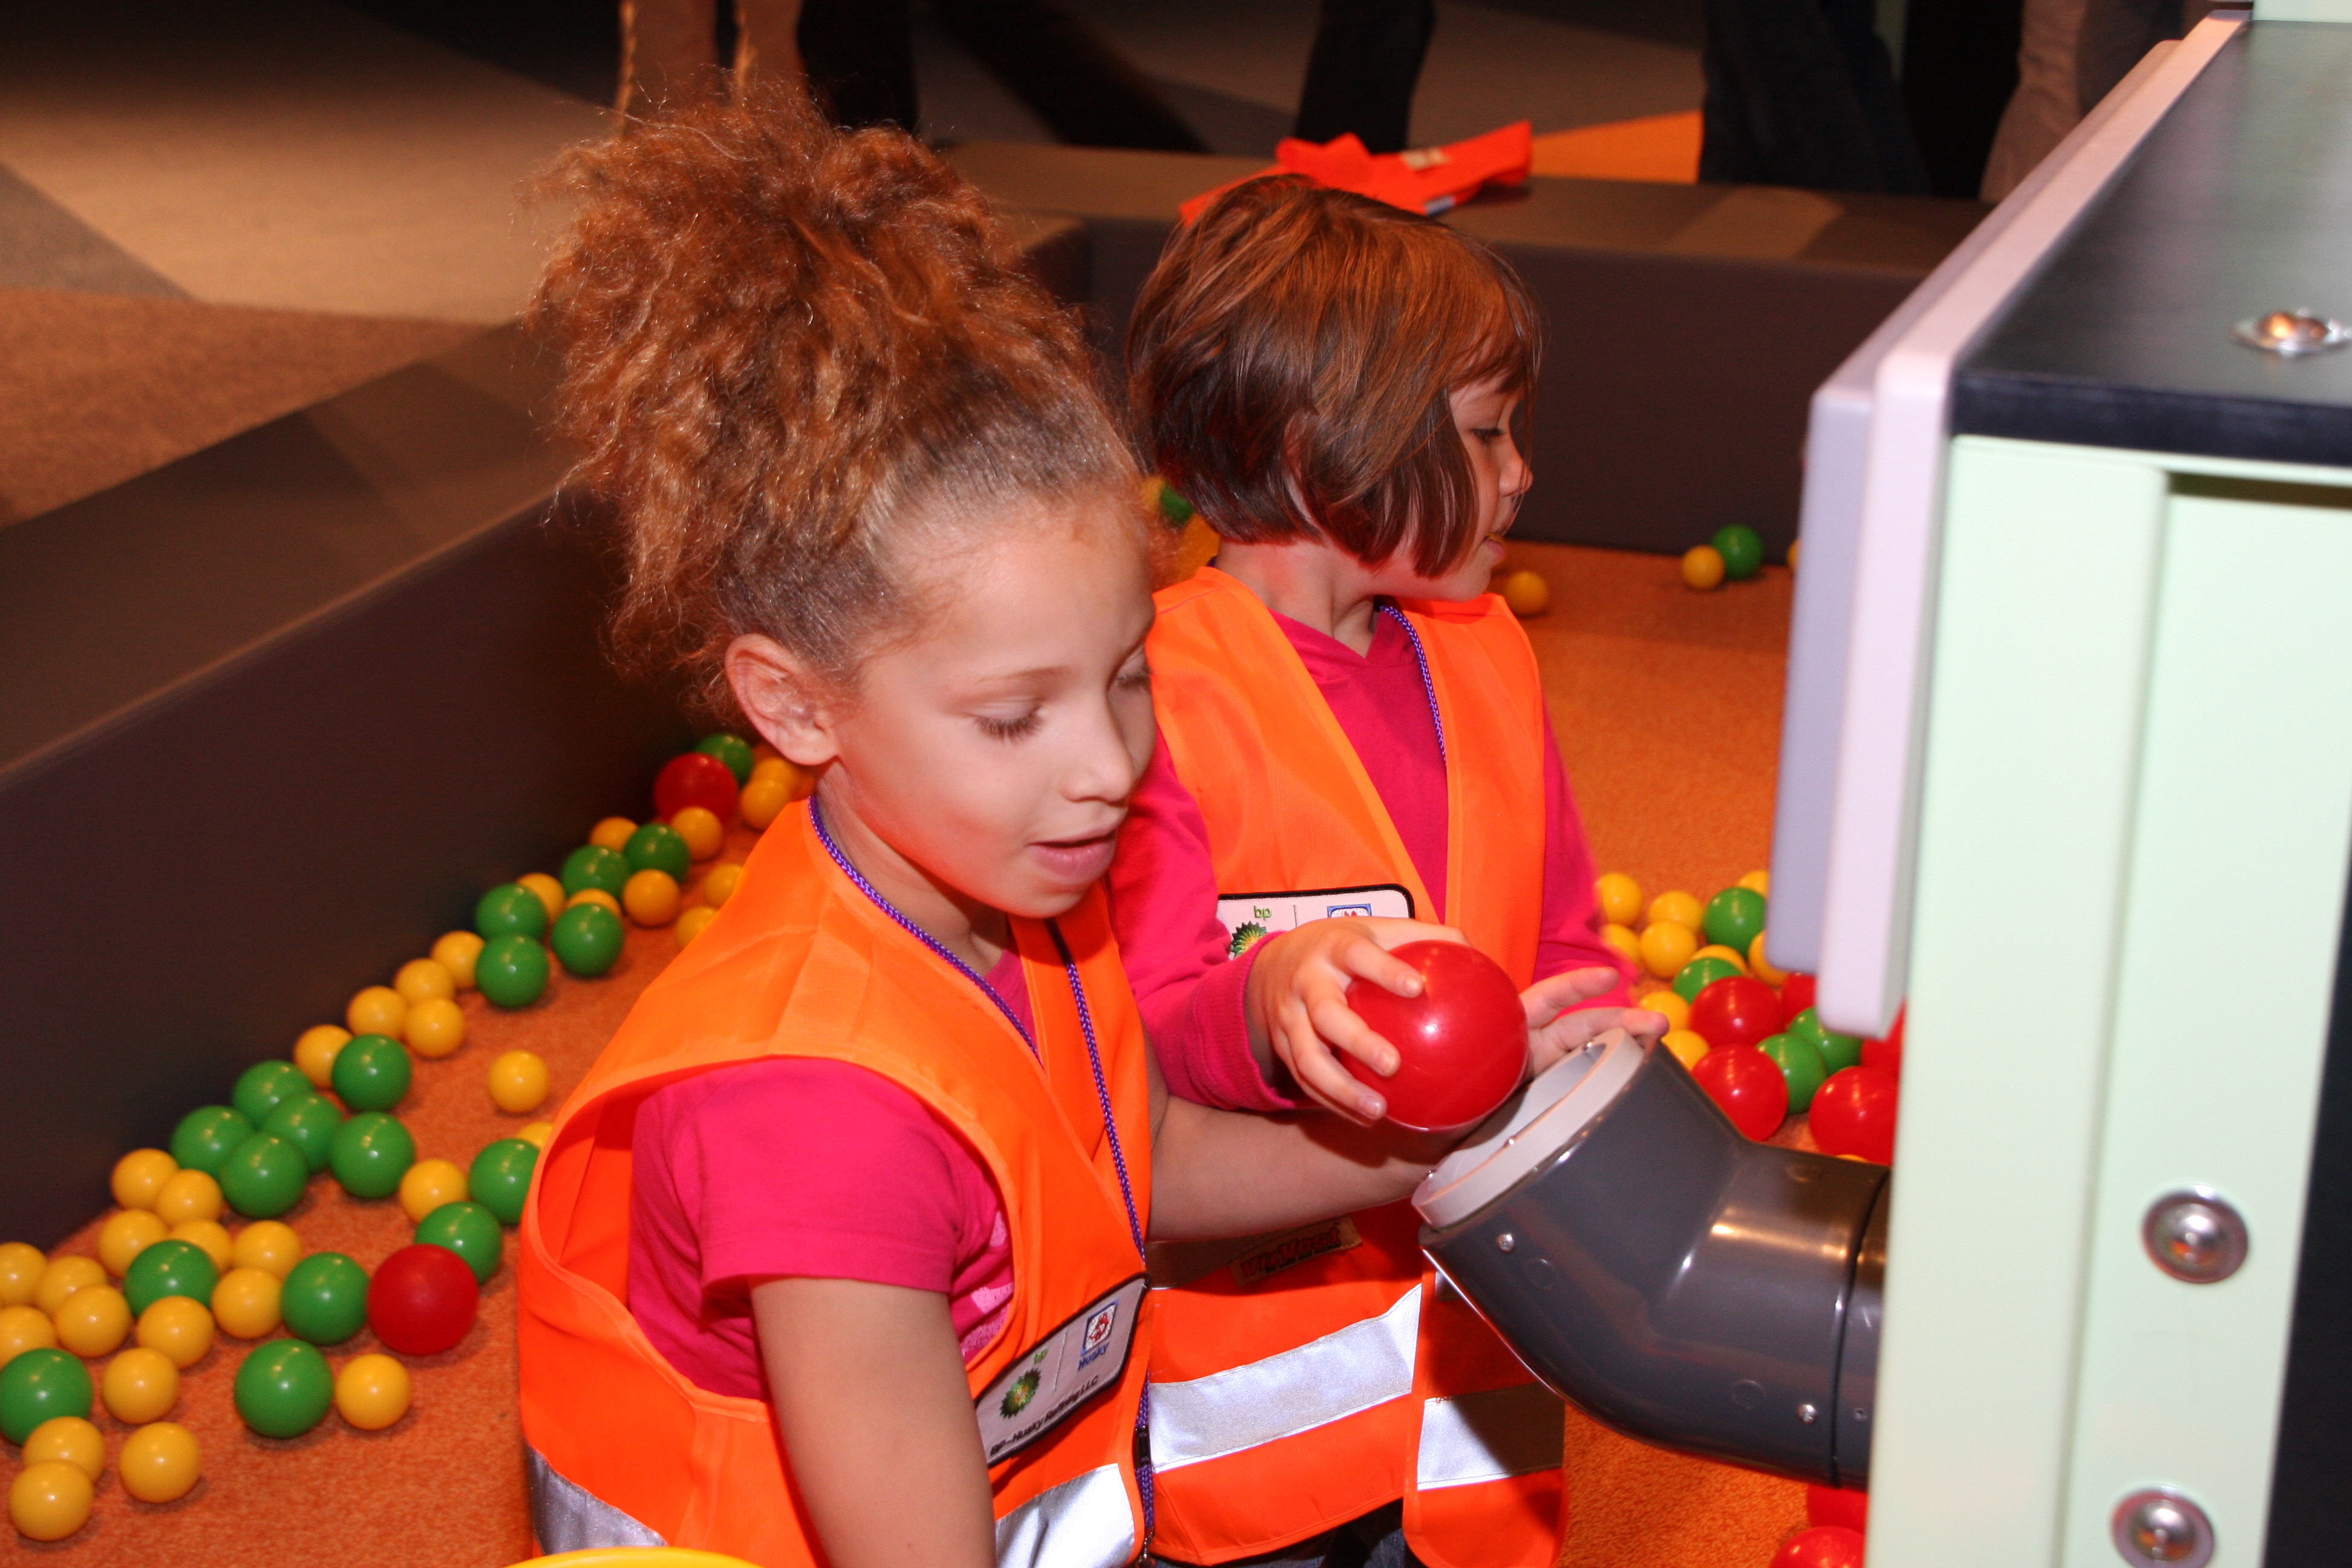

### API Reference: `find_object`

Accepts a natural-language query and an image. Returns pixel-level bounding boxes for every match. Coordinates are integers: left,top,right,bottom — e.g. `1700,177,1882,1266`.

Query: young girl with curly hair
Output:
1109,177,1667,1568
515,99,1451,1568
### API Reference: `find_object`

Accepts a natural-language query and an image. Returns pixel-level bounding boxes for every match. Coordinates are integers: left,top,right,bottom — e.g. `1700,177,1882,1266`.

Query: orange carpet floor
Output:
9,538,1807,1567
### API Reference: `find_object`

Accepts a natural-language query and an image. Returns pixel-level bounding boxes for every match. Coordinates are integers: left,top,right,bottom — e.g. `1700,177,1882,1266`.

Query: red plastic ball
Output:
365,1243,480,1356
653,752,740,823
1806,1485,1867,1533
1343,941,1527,1131
1687,976,1782,1052
1861,1005,1905,1080
1690,1043,1789,1139
1810,1067,1899,1165
1779,972,1818,1029
1772,1525,1865,1568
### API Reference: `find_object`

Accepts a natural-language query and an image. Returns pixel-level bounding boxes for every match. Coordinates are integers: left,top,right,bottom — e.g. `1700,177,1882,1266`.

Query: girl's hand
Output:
1245,916,1470,1125
1522,966,1668,1079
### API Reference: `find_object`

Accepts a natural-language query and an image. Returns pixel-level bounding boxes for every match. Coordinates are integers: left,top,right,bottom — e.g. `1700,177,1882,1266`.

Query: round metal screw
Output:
1797,1404,1818,1425
1495,1232,1516,1253
2112,1489,2213,1568
2142,1189,2248,1284
2232,309,2350,356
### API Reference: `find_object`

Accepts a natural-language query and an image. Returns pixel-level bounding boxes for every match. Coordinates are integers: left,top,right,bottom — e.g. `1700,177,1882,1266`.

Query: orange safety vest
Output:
519,802,1156,1568
1143,567,1565,1568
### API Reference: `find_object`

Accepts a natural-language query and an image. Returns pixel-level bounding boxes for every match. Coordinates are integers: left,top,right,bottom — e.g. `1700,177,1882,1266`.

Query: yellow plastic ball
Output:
737,772,790,831
1500,568,1550,617
1748,932,1789,987
1601,923,1640,967
24,1416,105,1481
675,905,717,948
1638,921,1699,981
1645,890,1703,932
136,1295,214,1370
588,816,638,854
1681,544,1726,590
294,1024,353,1088
1738,868,1771,896
1637,990,1693,1031
394,957,457,1006
112,1149,178,1211
399,1159,471,1224
347,984,407,1039
119,1421,201,1504
1788,538,1802,573
98,1208,169,1276
33,1256,104,1316
0,1242,44,1308
751,754,813,801
102,1347,179,1423
701,863,745,909
432,930,486,990
230,1220,303,1279
152,1169,223,1229
404,996,468,1060
335,1352,414,1431
567,887,623,919
1664,1030,1712,1070
519,872,567,923
489,1053,551,1115
1693,943,1749,974
624,869,682,926
515,1121,554,1149
169,1220,233,1274
9,1459,93,1542
211,1267,283,1339
1,1304,59,1365
53,1285,131,1357
1593,873,1643,928
670,806,725,861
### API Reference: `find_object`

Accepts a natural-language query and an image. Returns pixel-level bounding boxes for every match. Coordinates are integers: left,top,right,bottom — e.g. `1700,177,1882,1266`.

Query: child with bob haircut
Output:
1109,175,1665,1568
515,99,1457,1568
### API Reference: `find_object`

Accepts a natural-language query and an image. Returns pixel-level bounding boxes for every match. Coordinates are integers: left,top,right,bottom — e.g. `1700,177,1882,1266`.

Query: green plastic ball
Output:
218,1131,311,1219
122,1238,218,1318
1787,1008,1863,1074
416,1200,505,1285
469,1138,541,1227
331,1033,412,1112
1712,524,1765,581
560,843,631,898
476,935,551,1010
232,1060,309,1127
1156,482,1195,524
622,822,691,880
695,732,756,786
0,1348,93,1443
170,1105,254,1175
549,902,626,978
234,1339,335,1437
264,1091,345,1174
328,1111,416,1200
1671,955,1744,1005
1761,1033,1829,1113
1702,886,1768,952
278,1252,371,1345
474,881,549,942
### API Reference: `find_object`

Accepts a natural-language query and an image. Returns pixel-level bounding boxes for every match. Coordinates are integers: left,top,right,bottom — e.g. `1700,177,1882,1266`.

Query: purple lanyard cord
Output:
1380,602,1447,767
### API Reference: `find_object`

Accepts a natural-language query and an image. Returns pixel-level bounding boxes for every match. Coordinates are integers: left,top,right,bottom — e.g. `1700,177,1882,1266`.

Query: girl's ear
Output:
725,634,842,769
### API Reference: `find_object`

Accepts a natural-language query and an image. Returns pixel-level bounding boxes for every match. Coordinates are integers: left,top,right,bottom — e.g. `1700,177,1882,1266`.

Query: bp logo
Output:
1227,921,1269,959
999,1348,1048,1417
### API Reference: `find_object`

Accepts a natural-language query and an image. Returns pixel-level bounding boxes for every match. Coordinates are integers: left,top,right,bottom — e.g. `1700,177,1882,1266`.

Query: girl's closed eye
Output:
976,707,1043,742
1116,659,1152,691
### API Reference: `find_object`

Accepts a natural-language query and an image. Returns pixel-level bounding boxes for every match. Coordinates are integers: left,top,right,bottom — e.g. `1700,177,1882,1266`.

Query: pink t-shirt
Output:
1108,603,1632,1112
626,951,1033,1397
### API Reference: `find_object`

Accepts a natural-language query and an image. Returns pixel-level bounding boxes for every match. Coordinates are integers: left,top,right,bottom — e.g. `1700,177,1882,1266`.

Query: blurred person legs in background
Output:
1700,0,1929,192
618,0,801,117
1981,0,2219,199
1293,0,1437,154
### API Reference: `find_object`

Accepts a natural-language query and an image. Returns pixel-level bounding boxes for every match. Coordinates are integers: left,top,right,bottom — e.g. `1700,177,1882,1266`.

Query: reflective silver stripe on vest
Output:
1414,1384,1565,1491
526,1445,667,1552
995,1462,1136,1568
1148,1285,1421,1473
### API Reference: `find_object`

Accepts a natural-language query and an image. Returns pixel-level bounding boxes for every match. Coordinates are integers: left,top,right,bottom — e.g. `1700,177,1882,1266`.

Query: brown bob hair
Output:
1126,175,1541,578
531,88,1138,719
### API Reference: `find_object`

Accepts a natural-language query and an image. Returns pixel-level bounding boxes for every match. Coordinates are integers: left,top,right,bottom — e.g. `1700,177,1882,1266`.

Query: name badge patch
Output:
1230,1216,1364,1287
973,1276,1146,1465
1215,884,1415,958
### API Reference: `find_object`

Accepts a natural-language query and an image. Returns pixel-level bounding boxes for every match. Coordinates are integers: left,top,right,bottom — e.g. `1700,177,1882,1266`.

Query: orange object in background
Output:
1529,111,1704,184
1182,122,1534,223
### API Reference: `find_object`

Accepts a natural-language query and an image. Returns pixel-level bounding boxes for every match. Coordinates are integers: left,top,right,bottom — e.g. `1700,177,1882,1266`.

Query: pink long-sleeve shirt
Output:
1108,604,1631,1112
